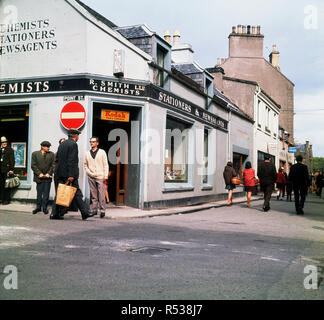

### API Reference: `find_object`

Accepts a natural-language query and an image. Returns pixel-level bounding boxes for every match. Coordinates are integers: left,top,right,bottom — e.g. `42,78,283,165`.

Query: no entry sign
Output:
60,102,86,130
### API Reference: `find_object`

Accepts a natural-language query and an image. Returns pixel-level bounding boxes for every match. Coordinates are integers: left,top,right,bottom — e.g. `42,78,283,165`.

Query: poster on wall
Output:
11,142,26,168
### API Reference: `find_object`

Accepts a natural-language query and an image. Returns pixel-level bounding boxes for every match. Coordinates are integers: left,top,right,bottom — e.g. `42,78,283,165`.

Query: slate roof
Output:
75,0,117,28
173,63,202,75
115,25,152,39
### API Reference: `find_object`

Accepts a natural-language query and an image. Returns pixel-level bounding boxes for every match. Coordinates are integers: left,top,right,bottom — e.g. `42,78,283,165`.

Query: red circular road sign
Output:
60,102,86,130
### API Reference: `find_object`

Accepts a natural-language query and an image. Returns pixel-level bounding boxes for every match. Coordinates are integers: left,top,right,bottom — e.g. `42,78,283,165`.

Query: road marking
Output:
261,256,281,262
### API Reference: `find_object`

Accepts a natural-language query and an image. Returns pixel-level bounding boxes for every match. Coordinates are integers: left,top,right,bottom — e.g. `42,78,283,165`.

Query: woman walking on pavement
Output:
276,167,286,200
243,161,256,207
223,161,237,206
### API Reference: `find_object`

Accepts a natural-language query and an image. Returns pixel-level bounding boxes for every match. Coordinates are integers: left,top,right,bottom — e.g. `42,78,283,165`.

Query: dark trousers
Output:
262,184,274,209
51,178,88,218
316,186,322,197
293,186,307,211
36,181,51,210
0,172,11,202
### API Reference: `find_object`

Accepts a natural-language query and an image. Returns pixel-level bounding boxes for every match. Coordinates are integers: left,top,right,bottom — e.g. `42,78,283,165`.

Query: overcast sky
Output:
82,0,324,157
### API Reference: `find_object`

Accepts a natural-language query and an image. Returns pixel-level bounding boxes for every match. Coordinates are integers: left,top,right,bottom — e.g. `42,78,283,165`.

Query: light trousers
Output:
88,176,106,213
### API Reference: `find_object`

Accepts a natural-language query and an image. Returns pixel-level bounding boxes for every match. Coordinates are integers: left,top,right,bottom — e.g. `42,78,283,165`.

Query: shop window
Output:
0,105,29,181
233,152,247,180
257,151,275,168
164,117,191,183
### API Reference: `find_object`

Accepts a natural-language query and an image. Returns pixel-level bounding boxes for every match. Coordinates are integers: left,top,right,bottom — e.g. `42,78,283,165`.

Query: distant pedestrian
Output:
282,169,288,198
84,137,109,218
276,168,286,200
0,136,15,205
243,161,256,207
288,155,310,215
50,129,95,221
316,171,323,197
31,141,54,214
223,161,237,206
257,155,277,212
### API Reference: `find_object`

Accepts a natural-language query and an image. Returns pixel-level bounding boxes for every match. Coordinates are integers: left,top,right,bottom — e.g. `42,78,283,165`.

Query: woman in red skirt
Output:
243,161,256,207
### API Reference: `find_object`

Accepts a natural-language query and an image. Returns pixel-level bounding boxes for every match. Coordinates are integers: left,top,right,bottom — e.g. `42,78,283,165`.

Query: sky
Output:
81,0,324,157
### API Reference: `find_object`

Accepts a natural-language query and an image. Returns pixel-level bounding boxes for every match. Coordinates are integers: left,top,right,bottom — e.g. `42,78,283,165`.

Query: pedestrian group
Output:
0,129,108,221
223,154,312,215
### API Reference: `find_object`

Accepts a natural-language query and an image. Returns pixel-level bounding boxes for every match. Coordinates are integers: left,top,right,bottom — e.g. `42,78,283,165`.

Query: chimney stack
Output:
269,44,280,70
164,30,171,43
173,30,181,46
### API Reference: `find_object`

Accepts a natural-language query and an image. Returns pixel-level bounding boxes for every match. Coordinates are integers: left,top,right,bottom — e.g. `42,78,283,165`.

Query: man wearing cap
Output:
257,155,277,212
0,136,15,205
50,129,95,220
288,155,310,215
31,141,54,214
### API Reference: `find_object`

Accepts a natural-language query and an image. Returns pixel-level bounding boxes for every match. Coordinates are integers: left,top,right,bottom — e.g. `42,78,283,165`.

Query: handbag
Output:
56,181,77,207
5,174,20,189
231,177,241,185
254,178,260,185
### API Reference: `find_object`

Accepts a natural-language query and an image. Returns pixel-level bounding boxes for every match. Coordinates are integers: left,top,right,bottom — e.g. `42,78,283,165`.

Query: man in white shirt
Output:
84,137,109,218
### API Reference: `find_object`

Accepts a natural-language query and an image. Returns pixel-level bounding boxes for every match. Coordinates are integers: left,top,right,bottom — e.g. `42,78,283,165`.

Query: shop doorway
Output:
92,103,141,207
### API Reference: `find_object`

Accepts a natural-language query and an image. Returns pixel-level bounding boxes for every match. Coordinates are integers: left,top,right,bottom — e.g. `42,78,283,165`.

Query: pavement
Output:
0,193,265,220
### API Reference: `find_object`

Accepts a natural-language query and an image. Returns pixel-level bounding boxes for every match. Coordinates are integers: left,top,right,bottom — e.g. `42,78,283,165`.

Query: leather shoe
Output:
43,208,49,215
100,212,105,218
2,201,9,205
263,206,270,212
50,214,64,220
32,208,41,214
82,212,95,220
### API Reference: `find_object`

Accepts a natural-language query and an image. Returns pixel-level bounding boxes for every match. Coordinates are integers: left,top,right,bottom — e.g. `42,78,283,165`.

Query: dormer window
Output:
156,45,166,87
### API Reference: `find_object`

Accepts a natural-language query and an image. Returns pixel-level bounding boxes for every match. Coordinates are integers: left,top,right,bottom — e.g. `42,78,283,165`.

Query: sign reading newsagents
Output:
288,147,297,153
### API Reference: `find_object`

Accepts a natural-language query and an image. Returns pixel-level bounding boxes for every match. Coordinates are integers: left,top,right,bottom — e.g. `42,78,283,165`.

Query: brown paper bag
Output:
56,182,77,207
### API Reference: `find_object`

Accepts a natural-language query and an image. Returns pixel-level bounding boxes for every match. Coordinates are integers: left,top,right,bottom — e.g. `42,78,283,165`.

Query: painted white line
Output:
261,256,281,262
61,112,85,119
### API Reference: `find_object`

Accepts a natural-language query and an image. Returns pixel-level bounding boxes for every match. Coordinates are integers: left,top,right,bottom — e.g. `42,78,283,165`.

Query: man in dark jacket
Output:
50,129,95,221
31,141,54,214
0,136,15,205
257,155,277,212
289,155,310,215
316,171,323,197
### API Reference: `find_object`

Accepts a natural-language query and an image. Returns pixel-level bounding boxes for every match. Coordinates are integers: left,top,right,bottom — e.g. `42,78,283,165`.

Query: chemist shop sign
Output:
0,19,57,56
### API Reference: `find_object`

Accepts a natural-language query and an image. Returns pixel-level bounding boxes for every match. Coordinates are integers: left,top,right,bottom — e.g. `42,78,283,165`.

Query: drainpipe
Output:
228,108,232,162
254,86,261,170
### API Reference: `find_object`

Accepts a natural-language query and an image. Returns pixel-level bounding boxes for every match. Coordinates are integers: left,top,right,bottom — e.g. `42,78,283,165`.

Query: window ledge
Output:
18,183,32,190
163,184,194,193
201,185,213,191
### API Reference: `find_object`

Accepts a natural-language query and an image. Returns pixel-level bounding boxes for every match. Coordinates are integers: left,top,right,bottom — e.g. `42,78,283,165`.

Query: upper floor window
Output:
156,45,167,87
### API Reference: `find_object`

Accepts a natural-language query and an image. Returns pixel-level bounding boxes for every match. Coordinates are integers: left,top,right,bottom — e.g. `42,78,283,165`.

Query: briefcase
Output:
56,181,77,207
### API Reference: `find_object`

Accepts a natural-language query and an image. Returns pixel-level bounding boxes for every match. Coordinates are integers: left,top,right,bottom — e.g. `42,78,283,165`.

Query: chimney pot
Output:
164,29,171,43
217,57,220,65
257,25,261,34
232,26,236,33
242,25,246,34
247,25,251,34
173,29,181,45
221,58,225,64
251,25,256,35
237,24,242,34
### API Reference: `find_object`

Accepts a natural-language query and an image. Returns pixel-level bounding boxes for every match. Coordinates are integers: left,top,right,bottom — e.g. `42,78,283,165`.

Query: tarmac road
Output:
0,193,323,300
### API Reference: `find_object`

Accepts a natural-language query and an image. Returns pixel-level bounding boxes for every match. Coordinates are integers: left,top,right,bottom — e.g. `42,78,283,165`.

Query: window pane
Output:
164,118,189,183
0,105,29,181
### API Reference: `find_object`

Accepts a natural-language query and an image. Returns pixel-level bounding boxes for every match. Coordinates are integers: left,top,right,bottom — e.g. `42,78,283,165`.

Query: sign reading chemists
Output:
0,19,57,55
0,77,228,131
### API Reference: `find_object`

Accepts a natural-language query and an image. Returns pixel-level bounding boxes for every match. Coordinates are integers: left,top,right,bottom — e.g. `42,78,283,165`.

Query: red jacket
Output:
276,172,286,184
243,168,256,187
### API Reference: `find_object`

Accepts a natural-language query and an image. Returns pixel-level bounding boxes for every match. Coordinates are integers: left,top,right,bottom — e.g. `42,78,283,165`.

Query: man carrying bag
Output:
50,129,95,221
